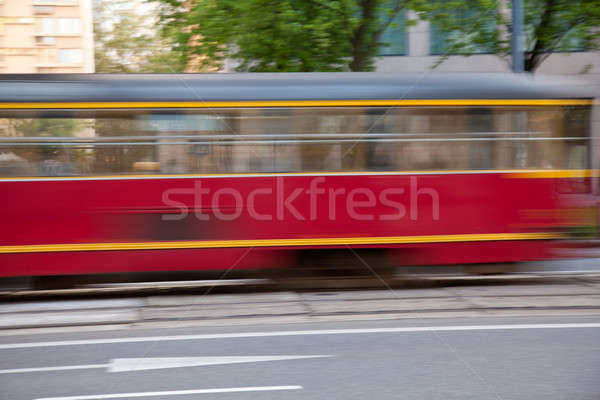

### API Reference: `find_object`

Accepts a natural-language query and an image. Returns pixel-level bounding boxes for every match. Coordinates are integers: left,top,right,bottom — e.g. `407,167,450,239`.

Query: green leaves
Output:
153,0,414,71
101,0,597,73
94,0,185,73
184,0,349,71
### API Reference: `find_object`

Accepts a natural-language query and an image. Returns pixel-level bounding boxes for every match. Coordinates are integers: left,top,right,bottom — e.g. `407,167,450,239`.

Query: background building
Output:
0,0,94,73
375,11,600,86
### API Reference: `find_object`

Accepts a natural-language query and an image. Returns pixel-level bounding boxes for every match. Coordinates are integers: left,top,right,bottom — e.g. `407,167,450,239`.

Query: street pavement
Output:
0,316,599,400
1,277,600,330
1,257,599,399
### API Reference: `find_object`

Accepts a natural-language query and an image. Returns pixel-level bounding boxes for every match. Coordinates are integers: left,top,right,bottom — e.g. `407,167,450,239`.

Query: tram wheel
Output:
31,275,77,290
295,248,394,279
464,262,518,275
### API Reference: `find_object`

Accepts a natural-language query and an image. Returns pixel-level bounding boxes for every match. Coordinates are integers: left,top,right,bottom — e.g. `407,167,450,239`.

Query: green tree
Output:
94,0,185,73
154,0,417,72
415,0,600,72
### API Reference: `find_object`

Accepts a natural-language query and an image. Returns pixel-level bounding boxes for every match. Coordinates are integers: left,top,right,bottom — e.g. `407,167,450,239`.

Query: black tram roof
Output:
0,72,594,103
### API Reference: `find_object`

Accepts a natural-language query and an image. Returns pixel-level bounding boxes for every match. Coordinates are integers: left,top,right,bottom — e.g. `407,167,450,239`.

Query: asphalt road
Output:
1,316,599,400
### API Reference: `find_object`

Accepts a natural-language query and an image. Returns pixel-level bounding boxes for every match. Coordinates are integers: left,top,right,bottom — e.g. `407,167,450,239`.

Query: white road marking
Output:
1,323,599,350
34,386,302,400
0,355,329,374
0,364,105,374
109,355,330,372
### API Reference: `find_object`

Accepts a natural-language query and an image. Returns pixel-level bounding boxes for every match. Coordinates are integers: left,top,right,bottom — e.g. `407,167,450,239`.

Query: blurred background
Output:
0,0,598,77
0,2,599,400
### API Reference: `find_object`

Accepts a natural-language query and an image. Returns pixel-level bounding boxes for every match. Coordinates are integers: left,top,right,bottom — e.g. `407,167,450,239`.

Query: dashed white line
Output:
1,323,599,350
34,386,303,400
0,355,331,374
0,364,105,374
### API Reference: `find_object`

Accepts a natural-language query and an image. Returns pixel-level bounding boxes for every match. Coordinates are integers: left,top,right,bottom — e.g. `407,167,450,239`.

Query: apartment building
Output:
0,0,94,73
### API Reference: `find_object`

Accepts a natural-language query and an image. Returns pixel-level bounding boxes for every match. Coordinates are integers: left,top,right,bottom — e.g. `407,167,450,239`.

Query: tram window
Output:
468,108,495,169
366,109,395,171
564,106,590,169
0,105,591,176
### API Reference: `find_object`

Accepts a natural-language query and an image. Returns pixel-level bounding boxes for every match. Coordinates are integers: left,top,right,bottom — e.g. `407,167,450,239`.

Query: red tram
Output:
0,73,597,278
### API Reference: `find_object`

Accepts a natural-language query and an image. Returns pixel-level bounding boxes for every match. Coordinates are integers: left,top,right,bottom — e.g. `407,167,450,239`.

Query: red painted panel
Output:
0,173,579,277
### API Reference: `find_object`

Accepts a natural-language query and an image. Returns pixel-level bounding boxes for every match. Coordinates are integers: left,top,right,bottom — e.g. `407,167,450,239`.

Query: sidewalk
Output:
1,277,599,331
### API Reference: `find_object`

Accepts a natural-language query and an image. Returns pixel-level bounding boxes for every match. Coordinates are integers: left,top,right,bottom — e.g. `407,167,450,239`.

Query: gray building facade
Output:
375,11,600,86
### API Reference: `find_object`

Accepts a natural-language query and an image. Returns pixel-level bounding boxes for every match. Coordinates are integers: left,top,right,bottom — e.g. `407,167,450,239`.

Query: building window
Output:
58,18,80,34
33,0,78,4
36,18,80,35
57,48,82,64
429,7,495,55
36,36,56,44
557,33,586,52
378,11,407,56
33,5,55,14
525,18,587,53
37,18,56,34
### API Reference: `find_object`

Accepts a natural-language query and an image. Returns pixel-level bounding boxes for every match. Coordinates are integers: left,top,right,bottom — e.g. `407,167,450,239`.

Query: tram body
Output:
0,73,596,277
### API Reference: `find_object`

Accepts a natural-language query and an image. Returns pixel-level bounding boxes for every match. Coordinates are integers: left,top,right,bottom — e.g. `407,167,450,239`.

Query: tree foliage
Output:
94,0,185,73
154,0,417,72
415,0,600,72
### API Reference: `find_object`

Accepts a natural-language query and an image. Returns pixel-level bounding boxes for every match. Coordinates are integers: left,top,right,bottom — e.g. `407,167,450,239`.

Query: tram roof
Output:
0,72,594,103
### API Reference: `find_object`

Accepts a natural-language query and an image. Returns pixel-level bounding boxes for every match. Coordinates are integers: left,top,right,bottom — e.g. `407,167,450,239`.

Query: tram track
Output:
1,271,600,301
0,271,598,332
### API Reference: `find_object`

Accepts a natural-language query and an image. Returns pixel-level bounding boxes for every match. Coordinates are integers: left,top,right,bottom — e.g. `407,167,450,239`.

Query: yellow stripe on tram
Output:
503,169,599,179
0,99,593,109
0,169,596,182
0,232,563,254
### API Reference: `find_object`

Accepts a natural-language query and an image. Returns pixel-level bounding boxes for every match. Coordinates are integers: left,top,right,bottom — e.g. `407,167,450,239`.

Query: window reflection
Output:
0,106,590,177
